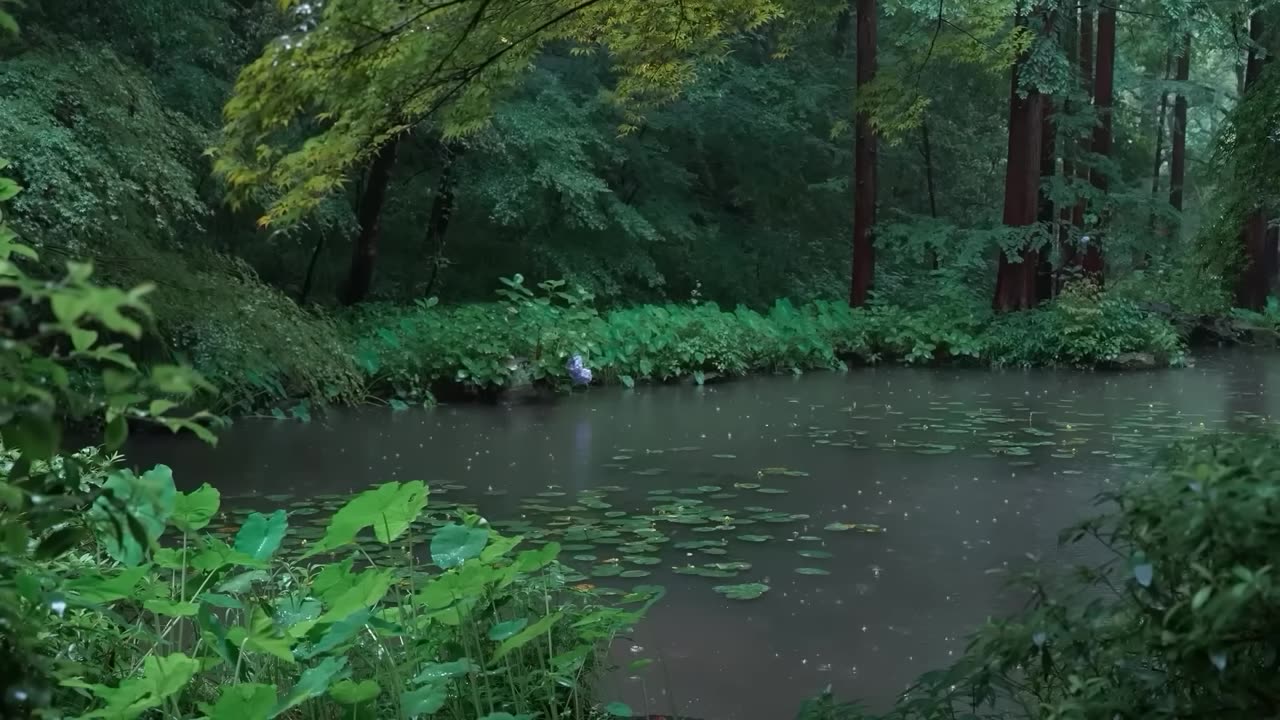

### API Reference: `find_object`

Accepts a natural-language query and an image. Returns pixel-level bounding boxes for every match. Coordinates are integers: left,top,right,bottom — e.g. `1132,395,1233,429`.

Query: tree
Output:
1083,0,1116,281
1235,11,1269,310
994,9,1044,312
341,138,399,304
1168,32,1190,217
850,0,877,307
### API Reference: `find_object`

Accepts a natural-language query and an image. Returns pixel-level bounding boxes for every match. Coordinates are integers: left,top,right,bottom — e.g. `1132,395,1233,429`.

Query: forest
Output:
3,0,1280,718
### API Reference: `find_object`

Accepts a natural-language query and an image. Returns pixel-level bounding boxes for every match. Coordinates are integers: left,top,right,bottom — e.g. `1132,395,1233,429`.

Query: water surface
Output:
131,350,1277,720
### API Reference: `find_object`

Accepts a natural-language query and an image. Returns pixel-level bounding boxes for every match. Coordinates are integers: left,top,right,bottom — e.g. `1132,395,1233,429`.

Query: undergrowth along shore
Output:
193,277,1195,415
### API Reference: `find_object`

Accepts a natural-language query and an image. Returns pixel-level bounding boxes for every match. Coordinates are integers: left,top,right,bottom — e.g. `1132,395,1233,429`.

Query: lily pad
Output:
737,534,773,543
795,567,831,576
713,582,770,600
797,550,833,559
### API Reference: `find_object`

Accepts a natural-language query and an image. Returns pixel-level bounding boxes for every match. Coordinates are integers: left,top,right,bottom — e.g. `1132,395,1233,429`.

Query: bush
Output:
985,280,1185,368
346,277,1186,401
812,429,1280,719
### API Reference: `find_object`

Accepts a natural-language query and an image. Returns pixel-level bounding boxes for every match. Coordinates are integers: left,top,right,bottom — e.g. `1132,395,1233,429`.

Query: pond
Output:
130,350,1277,720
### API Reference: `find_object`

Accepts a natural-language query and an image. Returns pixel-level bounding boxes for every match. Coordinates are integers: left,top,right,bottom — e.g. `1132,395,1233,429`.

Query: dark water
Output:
130,350,1276,720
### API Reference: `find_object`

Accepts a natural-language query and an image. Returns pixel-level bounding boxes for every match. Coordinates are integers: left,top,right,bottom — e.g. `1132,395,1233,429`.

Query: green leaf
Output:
410,659,475,685
235,510,288,561
431,524,490,569
206,683,277,720
143,599,199,617
0,177,21,201
330,679,381,705
712,582,770,600
271,657,349,717
66,566,150,604
228,606,295,664
605,702,633,717
297,609,370,659
315,569,393,624
478,714,535,720
491,612,563,662
172,483,221,532
399,682,448,717
303,481,428,557
67,652,199,719
91,465,177,566
488,618,528,641
104,415,127,450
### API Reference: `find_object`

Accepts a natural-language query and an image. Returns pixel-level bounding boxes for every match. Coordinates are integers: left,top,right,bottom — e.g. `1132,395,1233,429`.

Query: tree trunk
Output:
300,234,325,305
422,143,462,298
1236,13,1268,309
994,14,1045,313
1082,0,1115,282
1067,3,1094,274
1035,92,1056,301
1149,50,1171,230
850,0,877,306
921,120,940,269
341,138,399,305
1169,33,1190,216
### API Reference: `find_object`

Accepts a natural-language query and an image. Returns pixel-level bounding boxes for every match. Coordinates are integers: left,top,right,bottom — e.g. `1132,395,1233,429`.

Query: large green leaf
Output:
430,524,490,569
91,465,177,566
203,684,277,720
330,679,381,705
303,481,428,557
172,483,220,532
228,606,295,664
271,657,350,717
66,566,151,604
234,510,288,561
297,609,371,659
316,568,393,624
399,682,448,717
63,652,199,720
491,612,563,662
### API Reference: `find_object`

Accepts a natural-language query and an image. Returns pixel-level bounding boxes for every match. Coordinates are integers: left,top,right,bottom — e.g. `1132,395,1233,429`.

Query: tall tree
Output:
994,10,1045,312
1149,48,1172,235
1168,33,1191,217
850,0,878,306
341,138,399,305
1035,16,1058,301
1067,1,1095,273
1236,11,1269,309
1083,0,1116,281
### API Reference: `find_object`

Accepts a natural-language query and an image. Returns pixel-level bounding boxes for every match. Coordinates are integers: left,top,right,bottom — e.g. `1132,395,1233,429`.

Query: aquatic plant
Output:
32,476,657,719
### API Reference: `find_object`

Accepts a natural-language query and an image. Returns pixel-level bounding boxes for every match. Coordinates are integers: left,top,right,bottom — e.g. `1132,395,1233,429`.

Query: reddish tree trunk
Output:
1236,13,1268,309
850,0,877,306
1083,1,1116,282
1169,33,1190,215
994,20,1045,313
341,138,399,305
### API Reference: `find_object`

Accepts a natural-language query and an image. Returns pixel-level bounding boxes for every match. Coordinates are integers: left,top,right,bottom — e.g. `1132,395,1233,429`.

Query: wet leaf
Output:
797,550,832,559
234,511,288,562
431,524,490,569
713,582,769,600
795,567,830,576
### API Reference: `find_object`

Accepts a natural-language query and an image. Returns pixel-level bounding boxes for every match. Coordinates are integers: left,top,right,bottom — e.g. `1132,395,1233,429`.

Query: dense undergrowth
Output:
218,275,1185,415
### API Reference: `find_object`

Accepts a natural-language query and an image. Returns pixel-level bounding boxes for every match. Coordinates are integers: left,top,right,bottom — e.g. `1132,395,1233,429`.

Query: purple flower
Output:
566,354,592,386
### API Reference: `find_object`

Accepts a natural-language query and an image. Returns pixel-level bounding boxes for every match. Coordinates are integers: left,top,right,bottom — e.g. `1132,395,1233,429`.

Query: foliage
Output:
34,476,657,720
214,0,843,226
821,429,1280,719
985,280,1186,367
0,155,216,711
349,276,1186,399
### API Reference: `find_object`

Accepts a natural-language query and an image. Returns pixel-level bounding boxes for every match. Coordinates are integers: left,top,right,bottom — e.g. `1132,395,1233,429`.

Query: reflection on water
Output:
130,350,1278,720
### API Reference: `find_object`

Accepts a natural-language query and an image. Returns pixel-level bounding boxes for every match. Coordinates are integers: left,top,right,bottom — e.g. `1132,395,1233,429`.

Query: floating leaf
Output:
797,550,832,559
737,534,773,543
713,582,769,600
795,567,831,576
